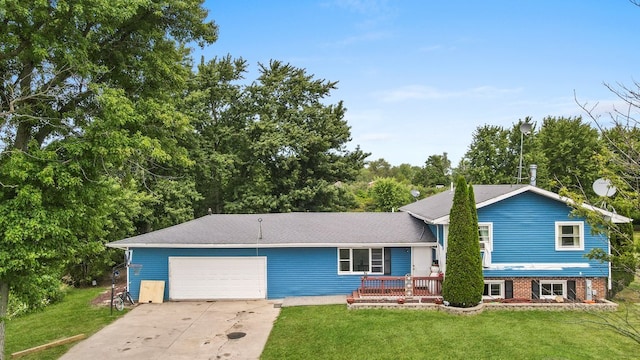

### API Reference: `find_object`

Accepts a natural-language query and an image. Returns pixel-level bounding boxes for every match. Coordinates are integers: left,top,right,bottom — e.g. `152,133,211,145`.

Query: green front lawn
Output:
262,305,638,360
5,286,126,360
6,285,640,360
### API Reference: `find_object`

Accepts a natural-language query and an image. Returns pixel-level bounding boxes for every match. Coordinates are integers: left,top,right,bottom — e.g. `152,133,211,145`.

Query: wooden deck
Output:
357,275,443,298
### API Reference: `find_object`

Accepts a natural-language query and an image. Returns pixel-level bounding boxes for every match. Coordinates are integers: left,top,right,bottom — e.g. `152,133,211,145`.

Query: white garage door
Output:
168,257,267,300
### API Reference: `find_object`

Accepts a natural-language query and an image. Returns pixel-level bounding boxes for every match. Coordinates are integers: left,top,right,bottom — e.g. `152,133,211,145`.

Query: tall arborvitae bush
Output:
442,177,484,307
466,184,485,303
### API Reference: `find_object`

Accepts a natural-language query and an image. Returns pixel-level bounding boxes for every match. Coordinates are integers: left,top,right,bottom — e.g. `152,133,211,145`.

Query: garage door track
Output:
60,300,280,360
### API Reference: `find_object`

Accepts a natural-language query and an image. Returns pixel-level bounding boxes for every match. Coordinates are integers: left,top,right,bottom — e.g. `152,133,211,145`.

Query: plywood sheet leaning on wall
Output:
139,280,165,304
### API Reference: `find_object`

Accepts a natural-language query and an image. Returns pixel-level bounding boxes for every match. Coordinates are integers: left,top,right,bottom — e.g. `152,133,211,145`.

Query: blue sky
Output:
198,0,639,166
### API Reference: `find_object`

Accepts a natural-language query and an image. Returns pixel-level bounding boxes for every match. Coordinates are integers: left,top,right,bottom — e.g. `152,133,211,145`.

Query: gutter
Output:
106,242,439,250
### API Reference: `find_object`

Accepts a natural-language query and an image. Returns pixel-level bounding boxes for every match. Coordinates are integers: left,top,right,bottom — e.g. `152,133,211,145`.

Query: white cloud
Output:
376,85,523,102
358,132,394,141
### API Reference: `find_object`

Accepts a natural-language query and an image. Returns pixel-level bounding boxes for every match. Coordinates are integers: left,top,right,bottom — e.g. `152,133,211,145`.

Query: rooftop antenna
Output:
517,122,532,183
410,189,420,201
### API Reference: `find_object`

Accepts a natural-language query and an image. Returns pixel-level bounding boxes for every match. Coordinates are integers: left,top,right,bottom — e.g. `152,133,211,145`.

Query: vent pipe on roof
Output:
529,164,537,186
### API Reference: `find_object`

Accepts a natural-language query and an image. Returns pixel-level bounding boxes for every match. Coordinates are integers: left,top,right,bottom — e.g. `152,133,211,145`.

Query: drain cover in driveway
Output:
227,332,246,340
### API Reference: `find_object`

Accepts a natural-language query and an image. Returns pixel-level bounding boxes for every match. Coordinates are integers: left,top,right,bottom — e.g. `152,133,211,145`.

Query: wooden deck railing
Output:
358,275,443,297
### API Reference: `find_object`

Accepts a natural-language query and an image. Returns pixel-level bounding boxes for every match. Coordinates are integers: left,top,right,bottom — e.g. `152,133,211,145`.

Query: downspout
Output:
431,221,441,264
126,248,131,300
435,224,440,266
607,237,612,291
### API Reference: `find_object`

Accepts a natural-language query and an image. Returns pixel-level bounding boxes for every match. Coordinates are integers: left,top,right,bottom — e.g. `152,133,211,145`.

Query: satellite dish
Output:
519,122,532,135
410,189,420,198
593,178,617,197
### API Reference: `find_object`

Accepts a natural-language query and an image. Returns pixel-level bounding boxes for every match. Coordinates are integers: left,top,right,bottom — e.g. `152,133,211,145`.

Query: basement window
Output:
540,280,566,299
483,280,504,299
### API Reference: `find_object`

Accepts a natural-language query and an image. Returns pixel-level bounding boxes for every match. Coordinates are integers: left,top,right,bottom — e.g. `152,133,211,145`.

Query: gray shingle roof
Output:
400,184,529,222
107,212,435,248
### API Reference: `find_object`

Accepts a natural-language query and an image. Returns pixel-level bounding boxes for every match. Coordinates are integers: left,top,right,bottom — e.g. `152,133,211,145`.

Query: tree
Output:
459,125,517,184
390,163,422,184
365,158,393,179
570,78,640,344
415,152,451,187
0,1,217,356
536,116,602,193
193,60,368,213
459,117,604,192
442,177,484,307
369,177,414,212
181,55,249,215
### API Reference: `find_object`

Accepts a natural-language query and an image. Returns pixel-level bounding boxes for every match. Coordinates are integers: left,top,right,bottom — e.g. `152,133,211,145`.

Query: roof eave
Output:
412,185,632,224
400,210,440,224
106,242,438,249
474,185,532,209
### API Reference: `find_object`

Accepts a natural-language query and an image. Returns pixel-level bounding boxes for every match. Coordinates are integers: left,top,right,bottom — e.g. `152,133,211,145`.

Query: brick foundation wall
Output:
485,277,608,301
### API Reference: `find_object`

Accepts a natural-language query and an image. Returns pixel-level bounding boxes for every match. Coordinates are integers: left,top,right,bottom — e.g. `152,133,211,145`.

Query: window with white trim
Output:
478,223,492,251
483,280,504,299
478,223,493,267
338,248,384,274
539,280,566,299
555,221,584,251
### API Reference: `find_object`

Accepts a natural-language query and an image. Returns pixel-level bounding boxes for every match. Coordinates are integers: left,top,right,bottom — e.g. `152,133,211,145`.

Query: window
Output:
555,221,584,251
478,223,493,267
483,280,504,299
338,248,385,274
478,223,492,251
539,280,566,299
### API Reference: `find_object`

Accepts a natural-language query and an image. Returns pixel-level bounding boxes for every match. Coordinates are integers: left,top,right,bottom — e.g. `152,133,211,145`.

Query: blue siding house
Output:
108,184,629,301
108,212,435,300
400,184,630,301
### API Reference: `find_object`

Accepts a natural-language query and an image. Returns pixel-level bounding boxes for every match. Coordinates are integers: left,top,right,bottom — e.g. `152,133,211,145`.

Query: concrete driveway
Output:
60,300,281,360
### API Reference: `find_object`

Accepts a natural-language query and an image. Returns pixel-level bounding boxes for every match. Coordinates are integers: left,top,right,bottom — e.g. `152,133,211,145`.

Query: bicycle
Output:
113,289,134,311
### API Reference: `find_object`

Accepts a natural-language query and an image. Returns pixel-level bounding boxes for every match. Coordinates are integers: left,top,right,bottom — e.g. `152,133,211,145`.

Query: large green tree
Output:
458,125,517,184
415,152,452,187
181,55,249,215
0,1,217,356
369,177,414,212
536,116,602,193
186,59,368,214
442,177,484,307
459,117,603,192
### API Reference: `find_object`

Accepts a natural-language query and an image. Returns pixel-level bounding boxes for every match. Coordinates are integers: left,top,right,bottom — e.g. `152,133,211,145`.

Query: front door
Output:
411,247,431,276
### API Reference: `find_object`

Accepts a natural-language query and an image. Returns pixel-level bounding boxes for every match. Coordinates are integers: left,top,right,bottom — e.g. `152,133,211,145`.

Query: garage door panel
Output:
169,257,266,300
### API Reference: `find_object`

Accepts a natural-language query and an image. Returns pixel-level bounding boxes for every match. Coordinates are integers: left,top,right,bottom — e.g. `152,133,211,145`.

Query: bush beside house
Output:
442,177,484,307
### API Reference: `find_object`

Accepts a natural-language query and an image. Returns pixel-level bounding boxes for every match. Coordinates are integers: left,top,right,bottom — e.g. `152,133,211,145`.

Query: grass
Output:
5,273,640,360
262,305,639,360
615,275,640,303
4,286,127,360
